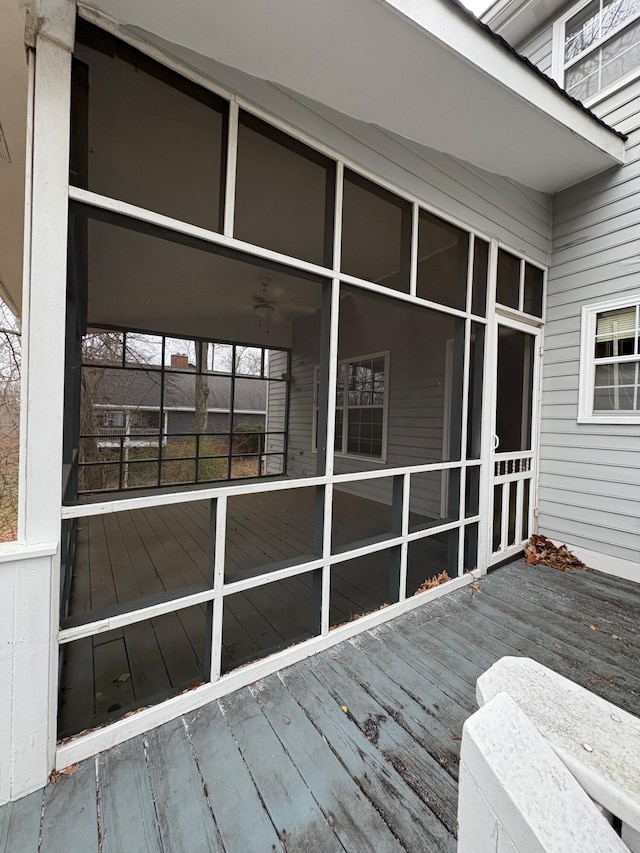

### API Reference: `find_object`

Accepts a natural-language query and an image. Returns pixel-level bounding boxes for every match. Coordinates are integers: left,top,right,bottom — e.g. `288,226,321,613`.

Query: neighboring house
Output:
92,360,266,443
0,0,637,805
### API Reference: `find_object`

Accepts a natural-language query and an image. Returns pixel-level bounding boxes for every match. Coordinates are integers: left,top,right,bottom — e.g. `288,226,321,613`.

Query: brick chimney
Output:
171,353,189,368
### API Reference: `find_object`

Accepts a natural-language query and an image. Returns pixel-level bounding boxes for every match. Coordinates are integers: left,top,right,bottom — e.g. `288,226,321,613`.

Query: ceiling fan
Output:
252,276,276,324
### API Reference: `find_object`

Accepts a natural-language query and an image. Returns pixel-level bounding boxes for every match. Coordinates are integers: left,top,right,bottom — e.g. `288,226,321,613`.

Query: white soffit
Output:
83,0,624,195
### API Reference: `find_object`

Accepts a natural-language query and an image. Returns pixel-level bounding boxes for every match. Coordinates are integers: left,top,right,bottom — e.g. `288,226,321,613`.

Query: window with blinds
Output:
592,303,640,413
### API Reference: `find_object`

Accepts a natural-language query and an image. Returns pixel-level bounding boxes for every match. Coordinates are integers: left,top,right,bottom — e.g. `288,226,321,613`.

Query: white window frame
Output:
552,0,640,107
313,351,389,462
578,293,640,423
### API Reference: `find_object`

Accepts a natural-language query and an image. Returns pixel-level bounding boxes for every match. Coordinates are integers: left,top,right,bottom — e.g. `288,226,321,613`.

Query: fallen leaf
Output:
612,634,619,640
414,571,449,595
589,625,597,631
60,764,77,776
525,535,587,572
341,705,348,713
470,582,481,594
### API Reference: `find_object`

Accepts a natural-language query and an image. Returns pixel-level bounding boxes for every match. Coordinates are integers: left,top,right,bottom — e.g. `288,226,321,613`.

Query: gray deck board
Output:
98,738,163,853
145,716,223,852
0,789,43,853
281,662,456,852
251,673,404,852
308,651,460,835
9,557,640,851
218,688,345,852
336,635,463,777
185,701,283,853
40,759,99,853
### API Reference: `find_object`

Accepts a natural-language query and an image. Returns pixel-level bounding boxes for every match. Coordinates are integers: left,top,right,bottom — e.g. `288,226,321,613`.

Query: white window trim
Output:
552,0,640,108
313,351,389,462
578,293,640,424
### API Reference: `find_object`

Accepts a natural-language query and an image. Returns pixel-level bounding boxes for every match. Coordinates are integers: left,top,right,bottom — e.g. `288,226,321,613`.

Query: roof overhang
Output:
0,0,627,316
482,0,566,47
82,0,624,194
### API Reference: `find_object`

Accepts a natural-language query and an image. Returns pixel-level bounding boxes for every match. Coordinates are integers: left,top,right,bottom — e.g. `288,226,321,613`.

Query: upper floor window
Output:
555,0,640,103
579,296,640,421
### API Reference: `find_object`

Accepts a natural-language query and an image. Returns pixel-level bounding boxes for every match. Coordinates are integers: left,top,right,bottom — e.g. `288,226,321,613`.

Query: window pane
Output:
595,306,637,356
341,170,412,292
346,407,384,457
222,577,317,674
601,19,640,89
406,531,458,596
594,362,639,410
496,327,535,452
566,62,601,100
72,21,226,231
465,467,480,517
464,523,479,572
125,333,163,367
225,488,317,582
523,263,544,317
409,469,460,532
331,479,396,554
472,238,489,317
336,285,465,473
82,328,124,365
329,550,398,629
164,338,198,370
58,603,208,738
467,323,485,459
603,0,639,34
416,210,469,310
60,502,211,626
496,249,520,309
234,112,334,265
565,0,601,62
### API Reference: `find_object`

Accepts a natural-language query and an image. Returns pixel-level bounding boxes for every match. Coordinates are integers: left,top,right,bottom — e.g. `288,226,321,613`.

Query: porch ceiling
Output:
85,0,624,196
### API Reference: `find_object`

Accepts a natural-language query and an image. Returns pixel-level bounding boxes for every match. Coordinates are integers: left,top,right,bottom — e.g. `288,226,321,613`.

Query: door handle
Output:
493,434,500,451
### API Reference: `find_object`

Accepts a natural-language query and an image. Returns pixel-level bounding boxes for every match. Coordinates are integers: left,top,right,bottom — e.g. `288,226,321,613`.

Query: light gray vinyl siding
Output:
138,32,552,265
516,25,554,77
265,352,288,474
538,79,640,565
284,302,453,520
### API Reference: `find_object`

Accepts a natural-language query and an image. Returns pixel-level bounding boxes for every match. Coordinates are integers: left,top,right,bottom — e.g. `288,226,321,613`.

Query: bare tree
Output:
195,341,210,435
0,301,20,541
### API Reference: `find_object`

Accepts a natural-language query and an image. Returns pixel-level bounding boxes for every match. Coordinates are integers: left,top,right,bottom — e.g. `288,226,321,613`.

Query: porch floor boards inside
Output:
58,490,448,738
7,559,640,852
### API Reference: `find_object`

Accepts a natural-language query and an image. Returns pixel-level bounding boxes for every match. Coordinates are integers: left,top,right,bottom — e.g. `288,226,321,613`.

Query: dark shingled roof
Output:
90,368,267,412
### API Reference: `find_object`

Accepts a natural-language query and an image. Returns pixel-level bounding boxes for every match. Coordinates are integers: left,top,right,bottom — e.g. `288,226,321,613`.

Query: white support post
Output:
476,239,498,573
4,0,75,801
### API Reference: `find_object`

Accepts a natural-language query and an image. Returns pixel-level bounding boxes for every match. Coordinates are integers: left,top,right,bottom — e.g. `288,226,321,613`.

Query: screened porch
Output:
57,19,541,747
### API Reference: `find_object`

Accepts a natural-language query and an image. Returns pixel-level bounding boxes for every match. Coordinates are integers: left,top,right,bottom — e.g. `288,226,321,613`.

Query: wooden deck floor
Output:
58,490,447,737
7,558,640,852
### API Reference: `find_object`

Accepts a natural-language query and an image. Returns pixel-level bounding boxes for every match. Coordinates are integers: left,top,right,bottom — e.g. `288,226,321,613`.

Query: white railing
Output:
458,657,640,852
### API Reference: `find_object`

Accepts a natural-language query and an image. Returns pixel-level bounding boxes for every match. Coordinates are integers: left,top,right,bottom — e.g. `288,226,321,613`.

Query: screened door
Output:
490,318,541,565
